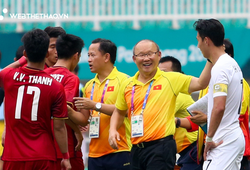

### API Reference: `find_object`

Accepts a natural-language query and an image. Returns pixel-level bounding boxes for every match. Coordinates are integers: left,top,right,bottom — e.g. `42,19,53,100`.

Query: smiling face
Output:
88,43,106,73
133,40,161,78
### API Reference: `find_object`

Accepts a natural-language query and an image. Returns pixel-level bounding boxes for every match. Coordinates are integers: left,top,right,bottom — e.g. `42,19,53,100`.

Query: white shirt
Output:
207,53,243,141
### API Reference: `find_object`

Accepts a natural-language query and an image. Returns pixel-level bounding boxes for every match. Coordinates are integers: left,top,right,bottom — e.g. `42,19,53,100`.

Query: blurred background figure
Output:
14,45,25,61
159,56,201,170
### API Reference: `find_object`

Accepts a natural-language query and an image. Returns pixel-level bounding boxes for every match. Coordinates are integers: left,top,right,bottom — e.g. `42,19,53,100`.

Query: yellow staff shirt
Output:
83,67,131,158
174,93,198,153
116,68,192,145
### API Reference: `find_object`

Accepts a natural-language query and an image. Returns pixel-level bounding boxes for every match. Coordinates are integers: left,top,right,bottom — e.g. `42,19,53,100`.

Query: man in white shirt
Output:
194,18,245,170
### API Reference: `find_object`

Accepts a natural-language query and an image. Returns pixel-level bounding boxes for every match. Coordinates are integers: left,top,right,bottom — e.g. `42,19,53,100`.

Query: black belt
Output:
133,135,173,149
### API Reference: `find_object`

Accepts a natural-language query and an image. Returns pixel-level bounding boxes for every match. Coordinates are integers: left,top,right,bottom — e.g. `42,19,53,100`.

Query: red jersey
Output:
0,66,67,161
45,66,82,158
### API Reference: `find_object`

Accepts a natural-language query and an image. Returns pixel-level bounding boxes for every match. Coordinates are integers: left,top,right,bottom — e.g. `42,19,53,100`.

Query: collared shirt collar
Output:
93,66,118,84
132,67,162,86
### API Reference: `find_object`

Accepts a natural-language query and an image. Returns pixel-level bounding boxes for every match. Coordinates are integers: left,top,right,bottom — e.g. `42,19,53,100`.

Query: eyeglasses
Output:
134,51,159,58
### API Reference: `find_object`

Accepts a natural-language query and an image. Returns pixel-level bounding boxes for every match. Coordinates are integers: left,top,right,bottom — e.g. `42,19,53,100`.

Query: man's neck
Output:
209,47,226,64
54,59,71,71
137,69,157,84
27,61,45,70
45,59,54,67
97,66,114,82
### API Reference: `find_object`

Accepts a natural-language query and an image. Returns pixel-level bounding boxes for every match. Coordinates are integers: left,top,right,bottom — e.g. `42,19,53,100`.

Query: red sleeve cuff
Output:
18,56,27,66
187,116,199,132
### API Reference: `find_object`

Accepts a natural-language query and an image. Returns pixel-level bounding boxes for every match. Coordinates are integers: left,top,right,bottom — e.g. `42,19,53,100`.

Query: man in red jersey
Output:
0,29,71,170
44,26,66,68
45,34,85,170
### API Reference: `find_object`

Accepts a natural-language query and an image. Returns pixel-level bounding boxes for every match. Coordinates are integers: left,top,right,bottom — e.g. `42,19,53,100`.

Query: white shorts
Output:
203,128,245,170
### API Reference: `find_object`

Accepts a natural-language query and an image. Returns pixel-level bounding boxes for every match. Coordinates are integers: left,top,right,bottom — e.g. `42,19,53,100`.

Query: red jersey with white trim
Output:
45,66,82,158
0,66,67,161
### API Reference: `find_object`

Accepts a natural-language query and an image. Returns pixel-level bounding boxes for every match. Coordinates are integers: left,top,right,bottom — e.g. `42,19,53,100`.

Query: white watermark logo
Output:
0,8,8,20
0,8,68,20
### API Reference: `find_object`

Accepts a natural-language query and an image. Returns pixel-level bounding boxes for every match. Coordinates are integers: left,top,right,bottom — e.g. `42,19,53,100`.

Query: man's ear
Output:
23,50,27,57
104,53,110,63
132,55,136,62
204,37,210,45
73,52,79,60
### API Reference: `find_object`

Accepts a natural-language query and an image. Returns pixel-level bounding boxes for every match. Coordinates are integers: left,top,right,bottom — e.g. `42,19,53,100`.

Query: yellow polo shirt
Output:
116,68,192,144
174,93,198,153
83,67,131,158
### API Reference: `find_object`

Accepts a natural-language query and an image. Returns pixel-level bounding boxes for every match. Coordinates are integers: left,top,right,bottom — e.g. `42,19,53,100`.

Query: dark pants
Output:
88,151,130,170
131,135,176,170
241,156,250,170
177,142,202,170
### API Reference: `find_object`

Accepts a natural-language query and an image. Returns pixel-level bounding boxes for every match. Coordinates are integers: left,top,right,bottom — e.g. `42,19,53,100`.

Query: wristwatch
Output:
95,102,102,111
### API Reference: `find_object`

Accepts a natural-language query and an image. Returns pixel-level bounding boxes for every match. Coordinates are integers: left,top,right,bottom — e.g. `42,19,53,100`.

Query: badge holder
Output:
131,112,144,138
89,116,100,138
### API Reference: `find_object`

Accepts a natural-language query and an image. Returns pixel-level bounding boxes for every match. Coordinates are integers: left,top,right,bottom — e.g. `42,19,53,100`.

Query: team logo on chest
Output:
153,84,162,90
107,86,114,92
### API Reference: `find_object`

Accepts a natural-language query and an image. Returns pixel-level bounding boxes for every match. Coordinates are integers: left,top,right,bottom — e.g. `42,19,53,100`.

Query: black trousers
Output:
88,151,130,170
131,135,177,170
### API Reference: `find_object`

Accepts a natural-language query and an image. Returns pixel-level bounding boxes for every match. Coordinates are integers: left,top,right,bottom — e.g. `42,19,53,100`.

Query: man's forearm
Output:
68,109,90,127
110,108,126,131
65,119,81,133
207,109,224,138
97,103,115,116
53,119,68,154
198,61,212,89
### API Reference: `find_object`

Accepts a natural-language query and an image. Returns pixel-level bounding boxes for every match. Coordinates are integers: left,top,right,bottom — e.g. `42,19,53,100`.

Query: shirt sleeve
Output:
166,72,192,96
115,79,129,111
52,83,68,118
211,66,231,98
186,116,199,132
0,68,12,87
64,76,80,107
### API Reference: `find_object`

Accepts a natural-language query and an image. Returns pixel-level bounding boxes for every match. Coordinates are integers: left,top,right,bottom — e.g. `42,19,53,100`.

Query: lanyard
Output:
131,81,153,115
91,79,110,103
90,79,110,116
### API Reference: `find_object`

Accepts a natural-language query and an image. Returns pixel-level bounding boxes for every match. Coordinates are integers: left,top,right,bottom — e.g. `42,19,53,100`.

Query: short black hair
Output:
44,26,66,38
224,39,234,58
21,29,50,63
194,19,224,47
91,38,117,64
15,45,25,60
56,34,84,60
159,56,183,73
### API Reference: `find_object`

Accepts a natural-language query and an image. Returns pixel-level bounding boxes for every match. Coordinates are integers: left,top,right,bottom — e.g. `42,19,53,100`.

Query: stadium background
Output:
0,0,250,169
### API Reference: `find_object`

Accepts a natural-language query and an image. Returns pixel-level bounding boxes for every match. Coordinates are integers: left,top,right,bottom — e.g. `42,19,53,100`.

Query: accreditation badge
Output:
89,116,100,138
131,115,144,138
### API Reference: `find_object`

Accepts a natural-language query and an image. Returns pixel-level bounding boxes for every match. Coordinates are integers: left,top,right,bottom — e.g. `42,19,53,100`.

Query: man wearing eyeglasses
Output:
109,39,212,170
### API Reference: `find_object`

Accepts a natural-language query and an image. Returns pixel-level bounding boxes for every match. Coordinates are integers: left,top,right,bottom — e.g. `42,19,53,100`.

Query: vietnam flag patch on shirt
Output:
107,86,114,92
153,85,162,90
